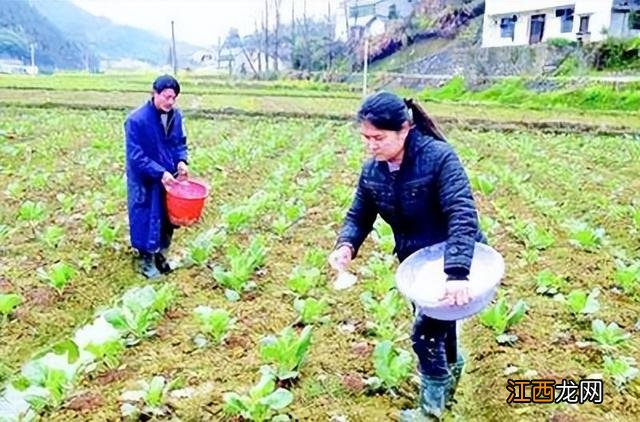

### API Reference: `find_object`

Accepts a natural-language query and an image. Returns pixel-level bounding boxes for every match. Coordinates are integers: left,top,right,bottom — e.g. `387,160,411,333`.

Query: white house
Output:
335,0,416,40
0,59,37,75
482,0,640,48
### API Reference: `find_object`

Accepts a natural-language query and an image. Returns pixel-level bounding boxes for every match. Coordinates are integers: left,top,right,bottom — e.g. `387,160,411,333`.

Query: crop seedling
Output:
40,225,65,249
470,173,497,196
603,356,639,390
567,221,605,251
566,288,600,315
30,173,48,189
83,210,99,229
17,200,46,223
55,193,76,215
512,220,555,250
0,293,22,323
37,262,76,294
259,326,312,380
120,375,184,419
23,367,72,411
479,296,527,344
105,174,126,198
213,237,267,296
95,220,121,248
223,366,293,421
479,215,500,240
103,284,176,345
613,262,640,295
535,270,568,295
293,297,328,325
303,248,325,269
287,266,321,297
518,248,539,266
20,345,81,412
5,181,24,199
362,255,396,298
222,204,254,233
193,306,234,344
591,319,630,350
372,221,395,254
85,339,125,371
360,290,407,341
186,228,226,267
271,217,291,236
366,340,413,392
330,184,354,208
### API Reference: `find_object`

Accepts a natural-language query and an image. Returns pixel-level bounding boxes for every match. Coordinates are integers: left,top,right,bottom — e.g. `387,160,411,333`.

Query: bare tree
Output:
264,0,270,72
291,0,296,65
326,1,332,70
272,0,282,72
255,19,262,73
239,38,259,77
302,0,311,70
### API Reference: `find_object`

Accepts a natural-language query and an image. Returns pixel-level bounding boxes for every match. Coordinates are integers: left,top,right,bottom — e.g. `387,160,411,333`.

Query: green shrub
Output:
547,38,578,49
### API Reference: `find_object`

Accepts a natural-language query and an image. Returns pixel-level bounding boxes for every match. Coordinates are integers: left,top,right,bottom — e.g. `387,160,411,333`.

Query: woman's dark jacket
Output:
336,129,485,278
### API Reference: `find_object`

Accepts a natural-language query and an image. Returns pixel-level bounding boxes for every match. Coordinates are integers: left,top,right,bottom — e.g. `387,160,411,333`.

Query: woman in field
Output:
329,91,486,419
124,75,189,278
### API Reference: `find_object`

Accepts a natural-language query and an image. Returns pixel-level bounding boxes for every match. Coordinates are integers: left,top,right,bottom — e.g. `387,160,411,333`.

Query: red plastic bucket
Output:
165,179,209,227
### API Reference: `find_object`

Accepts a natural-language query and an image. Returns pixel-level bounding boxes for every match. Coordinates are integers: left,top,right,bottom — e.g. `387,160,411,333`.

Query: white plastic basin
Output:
395,242,505,321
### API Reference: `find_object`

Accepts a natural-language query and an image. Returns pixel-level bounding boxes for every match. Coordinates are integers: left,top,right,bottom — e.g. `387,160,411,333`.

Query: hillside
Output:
0,0,90,71
0,0,201,72
365,0,485,72
29,0,201,66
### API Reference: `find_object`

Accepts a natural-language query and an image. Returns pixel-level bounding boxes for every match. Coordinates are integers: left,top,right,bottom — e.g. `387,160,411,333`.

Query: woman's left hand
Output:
439,280,471,306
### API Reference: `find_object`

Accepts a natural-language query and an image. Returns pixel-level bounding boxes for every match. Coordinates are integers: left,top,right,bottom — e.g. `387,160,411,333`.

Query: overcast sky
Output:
71,0,342,47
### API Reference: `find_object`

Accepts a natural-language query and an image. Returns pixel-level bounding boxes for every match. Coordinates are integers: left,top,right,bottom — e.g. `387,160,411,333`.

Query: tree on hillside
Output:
233,5,344,74
272,0,282,72
0,0,93,71
0,28,29,61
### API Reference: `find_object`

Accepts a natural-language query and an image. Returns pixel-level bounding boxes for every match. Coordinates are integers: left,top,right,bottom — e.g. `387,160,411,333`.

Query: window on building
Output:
500,16,517,39
630,11,640,30
579,15,590,33
349,3,376,19
389,4,398,19
556,8,575,33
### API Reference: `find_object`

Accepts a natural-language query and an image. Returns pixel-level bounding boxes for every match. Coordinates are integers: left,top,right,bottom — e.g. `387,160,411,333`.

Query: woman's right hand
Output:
328,245,353,272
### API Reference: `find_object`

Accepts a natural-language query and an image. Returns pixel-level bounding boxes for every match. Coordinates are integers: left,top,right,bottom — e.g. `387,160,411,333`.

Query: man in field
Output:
124,74,188,278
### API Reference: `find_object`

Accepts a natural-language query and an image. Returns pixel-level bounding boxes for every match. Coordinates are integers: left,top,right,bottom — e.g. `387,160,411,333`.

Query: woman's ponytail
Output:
403,98,447,142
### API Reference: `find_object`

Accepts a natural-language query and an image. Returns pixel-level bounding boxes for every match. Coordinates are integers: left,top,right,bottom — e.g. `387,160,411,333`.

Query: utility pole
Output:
344,0,350,37
362,31,369,97
171,20,177,75
26,43,37,76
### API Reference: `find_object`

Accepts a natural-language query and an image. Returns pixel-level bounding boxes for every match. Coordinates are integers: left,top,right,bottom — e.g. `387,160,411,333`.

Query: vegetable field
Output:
0,74,639,421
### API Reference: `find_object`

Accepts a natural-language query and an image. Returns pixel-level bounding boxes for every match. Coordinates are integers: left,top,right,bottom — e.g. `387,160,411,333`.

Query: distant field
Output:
1,73,638,134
